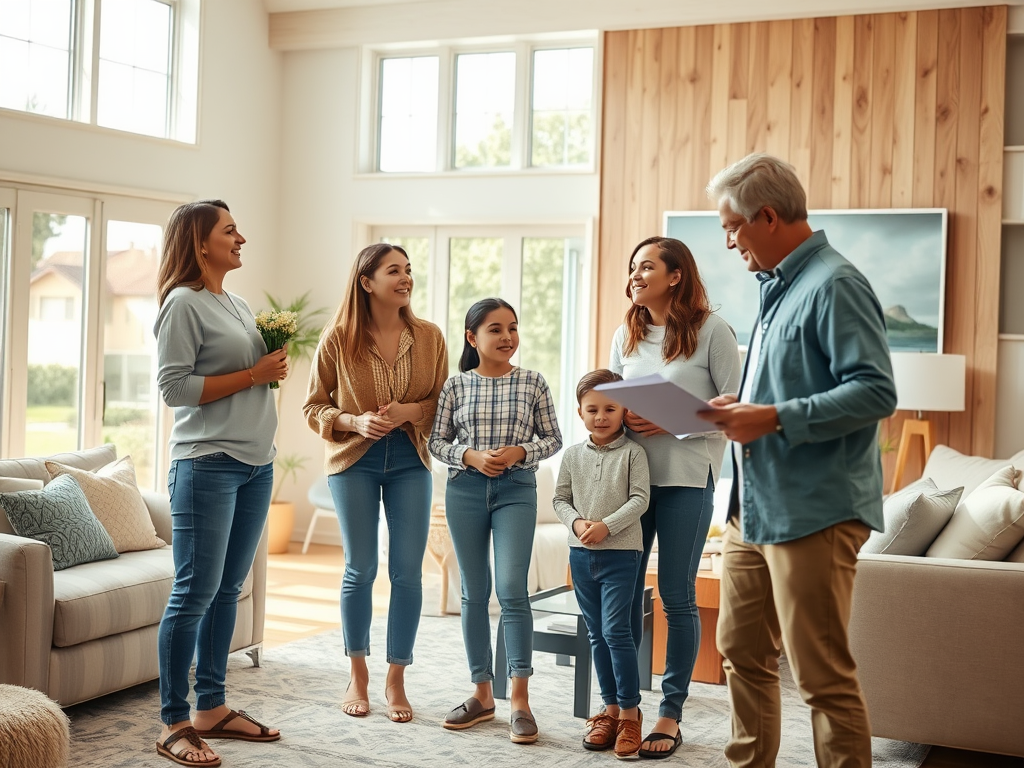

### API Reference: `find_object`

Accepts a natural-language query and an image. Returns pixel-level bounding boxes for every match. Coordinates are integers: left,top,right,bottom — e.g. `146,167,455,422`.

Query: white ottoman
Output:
0,685,70,768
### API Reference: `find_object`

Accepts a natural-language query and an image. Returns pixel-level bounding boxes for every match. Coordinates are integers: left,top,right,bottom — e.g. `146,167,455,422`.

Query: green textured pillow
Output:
0,474,118,570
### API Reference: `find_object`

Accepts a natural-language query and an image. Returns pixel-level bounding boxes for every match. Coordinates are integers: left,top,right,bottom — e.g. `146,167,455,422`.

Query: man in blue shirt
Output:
698,153,896,768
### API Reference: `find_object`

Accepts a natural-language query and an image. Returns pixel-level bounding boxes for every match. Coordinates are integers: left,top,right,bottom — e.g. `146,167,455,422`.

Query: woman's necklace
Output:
210,290,249,332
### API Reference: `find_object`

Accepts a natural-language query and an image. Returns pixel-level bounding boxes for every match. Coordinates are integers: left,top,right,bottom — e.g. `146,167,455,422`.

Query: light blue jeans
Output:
327,429,430,664
570,547,643,709
445,469,537,683
631,471,715,721
158,453,273,725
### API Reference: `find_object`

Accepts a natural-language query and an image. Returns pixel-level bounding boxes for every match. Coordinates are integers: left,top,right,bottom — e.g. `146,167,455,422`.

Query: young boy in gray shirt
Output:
553,369,650,759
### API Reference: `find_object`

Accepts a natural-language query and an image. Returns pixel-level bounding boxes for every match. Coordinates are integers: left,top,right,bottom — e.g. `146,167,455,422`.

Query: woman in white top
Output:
609,236,741,758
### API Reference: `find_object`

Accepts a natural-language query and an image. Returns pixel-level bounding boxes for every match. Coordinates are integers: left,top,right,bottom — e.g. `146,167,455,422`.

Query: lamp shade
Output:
890,353,966,412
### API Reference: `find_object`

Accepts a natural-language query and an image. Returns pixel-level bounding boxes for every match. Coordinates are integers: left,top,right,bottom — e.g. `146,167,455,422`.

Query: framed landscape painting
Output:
663,209,948,352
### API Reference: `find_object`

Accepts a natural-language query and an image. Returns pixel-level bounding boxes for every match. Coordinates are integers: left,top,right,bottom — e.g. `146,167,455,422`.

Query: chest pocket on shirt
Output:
774,324,804,383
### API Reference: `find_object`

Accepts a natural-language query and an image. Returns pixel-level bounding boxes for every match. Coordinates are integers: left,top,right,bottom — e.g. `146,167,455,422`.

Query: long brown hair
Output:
325,243,420,363
622,236,711,362
157,199,229,306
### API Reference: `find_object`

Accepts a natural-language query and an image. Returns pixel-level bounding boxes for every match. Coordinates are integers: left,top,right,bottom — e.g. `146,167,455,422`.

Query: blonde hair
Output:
157,199,229,306
706,153,808,224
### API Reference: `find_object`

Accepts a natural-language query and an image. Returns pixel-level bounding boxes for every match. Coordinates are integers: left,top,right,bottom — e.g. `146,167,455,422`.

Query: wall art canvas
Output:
663,209,948,353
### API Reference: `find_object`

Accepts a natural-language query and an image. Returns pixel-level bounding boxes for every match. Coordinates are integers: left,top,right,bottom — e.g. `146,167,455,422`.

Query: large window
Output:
374,226,588,439
372,40,596,174
0,0,199,142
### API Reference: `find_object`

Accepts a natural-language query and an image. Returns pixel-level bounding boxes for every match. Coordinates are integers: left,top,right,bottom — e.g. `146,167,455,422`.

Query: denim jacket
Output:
728,230,897,544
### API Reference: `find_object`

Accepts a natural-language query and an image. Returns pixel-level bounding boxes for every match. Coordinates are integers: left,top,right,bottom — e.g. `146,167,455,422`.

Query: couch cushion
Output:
0,475,119,571
923,445,1024,499
0,444,118,484
926,466,1024,560
51,547,174,647
46,456,165,553
0,478,44,535
1006,538,1024,563
862,478,962,556
536,459,560,525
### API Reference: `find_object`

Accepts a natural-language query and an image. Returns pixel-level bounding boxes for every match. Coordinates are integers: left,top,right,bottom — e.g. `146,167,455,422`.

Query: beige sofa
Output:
0,444,267,707
849,445,1024,758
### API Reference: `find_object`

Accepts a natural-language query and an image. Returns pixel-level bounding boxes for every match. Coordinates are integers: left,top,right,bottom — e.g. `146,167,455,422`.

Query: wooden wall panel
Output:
597,6,1006,461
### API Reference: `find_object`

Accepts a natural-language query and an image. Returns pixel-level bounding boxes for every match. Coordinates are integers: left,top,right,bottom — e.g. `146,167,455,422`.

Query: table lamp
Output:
889,352,966,494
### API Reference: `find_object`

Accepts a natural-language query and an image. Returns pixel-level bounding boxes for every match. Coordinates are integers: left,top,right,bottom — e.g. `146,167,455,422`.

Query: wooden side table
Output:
645,566,726,684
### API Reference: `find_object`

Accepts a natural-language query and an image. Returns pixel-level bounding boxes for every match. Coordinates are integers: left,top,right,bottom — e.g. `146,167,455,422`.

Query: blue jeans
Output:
570,547,642,709
445,469,537,683
158,453,273,725
327,429,430,664
631,472,715,721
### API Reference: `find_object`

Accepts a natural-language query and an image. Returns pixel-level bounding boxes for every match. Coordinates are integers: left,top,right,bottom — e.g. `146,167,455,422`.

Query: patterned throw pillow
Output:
45,456,166,553
0,474,119,570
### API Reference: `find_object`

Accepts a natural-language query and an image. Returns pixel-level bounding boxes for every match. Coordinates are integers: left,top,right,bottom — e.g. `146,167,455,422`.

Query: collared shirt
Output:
728,230,897,545
553,432,650,551
369,327,413,405
428,367,562,474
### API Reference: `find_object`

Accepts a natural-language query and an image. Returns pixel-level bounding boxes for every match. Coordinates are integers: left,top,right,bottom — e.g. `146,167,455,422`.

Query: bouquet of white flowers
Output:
254,309,299,389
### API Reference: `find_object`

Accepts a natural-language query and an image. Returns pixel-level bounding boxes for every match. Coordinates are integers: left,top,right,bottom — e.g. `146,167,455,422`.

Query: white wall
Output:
277,45,600,543
0,0,284,301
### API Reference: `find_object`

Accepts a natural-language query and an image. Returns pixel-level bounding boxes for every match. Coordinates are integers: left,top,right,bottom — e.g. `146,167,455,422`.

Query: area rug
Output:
66,616,929,768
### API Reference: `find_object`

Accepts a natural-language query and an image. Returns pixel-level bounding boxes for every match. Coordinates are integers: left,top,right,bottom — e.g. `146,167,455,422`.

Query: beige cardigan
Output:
303,321,448,474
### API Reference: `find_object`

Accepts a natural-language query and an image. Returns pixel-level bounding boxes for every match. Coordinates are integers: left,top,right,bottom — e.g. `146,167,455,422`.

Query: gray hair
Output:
706,153,808,223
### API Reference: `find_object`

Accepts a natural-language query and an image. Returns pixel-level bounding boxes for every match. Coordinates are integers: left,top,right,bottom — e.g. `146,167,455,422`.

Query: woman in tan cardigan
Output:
304,243,446,723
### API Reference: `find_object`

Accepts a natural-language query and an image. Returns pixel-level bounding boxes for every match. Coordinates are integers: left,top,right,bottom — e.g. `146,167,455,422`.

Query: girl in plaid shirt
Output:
429,297,562,744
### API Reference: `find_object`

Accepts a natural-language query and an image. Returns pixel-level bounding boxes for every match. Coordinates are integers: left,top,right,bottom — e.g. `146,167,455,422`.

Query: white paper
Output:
595,373,716,439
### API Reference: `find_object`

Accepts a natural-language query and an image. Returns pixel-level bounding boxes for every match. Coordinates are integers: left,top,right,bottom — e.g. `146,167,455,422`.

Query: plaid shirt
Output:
428,367,562,474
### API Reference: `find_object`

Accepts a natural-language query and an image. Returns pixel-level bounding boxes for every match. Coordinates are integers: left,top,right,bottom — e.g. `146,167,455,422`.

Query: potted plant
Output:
268,453,308,554
263,291,330,554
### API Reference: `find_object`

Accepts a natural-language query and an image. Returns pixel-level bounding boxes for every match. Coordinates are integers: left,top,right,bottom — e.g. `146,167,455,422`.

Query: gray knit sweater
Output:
553,433,650,551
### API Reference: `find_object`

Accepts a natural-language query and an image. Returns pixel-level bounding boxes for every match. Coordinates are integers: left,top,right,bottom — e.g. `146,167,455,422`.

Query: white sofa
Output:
431,457,570,614
0,444,267,707
849,444,1024,758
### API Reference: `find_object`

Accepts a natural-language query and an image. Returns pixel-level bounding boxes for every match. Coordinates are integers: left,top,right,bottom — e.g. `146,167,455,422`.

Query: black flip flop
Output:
638,729,682,759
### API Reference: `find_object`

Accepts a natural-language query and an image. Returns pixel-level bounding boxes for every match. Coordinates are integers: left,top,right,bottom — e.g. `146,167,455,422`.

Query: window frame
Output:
364,34,599,175
0,0,199,143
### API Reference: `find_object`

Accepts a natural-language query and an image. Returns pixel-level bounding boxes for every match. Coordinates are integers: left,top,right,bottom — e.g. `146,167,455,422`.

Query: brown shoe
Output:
615,712,643,760
582,711,617,751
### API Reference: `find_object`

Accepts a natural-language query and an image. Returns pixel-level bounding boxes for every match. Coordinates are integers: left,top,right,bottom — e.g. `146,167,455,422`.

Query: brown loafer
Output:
583,711,617,751
615,712,643,760
442,697,495,730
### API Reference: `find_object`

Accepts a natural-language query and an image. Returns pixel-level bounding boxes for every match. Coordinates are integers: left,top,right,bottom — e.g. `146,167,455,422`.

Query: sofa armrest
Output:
141,489,173,544
0,534,55,692
249,522,269,646
850,554,1024,756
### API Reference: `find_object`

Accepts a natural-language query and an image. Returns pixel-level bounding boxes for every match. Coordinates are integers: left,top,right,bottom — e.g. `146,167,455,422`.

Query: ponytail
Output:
459,297,518,372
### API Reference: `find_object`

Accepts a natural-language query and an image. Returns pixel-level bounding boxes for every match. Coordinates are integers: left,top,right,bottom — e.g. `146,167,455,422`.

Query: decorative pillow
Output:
0,478,45,536
1005,538,1024,564
0,474,118,570
862,478,963,556
922,445,1024,499
45,456,165,553
925,466,1024,560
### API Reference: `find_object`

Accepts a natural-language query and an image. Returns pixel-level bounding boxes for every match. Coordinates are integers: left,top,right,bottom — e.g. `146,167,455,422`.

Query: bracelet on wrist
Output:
248,369,255,388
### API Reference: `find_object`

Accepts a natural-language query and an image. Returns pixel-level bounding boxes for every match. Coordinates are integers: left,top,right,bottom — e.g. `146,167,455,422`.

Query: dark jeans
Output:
158,453,273,725
631,471,715,721
570,547,643,709
327,429,430,664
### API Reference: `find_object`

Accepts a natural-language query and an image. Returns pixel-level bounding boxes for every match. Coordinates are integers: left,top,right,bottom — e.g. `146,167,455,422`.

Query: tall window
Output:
0,0,199,142
0,0,73,118
378,56,439,172
372,41,596,173
98,0,172,137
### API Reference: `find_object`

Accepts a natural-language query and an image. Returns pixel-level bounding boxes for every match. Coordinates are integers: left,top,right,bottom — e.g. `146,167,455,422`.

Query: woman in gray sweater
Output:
153,200,288,767
609,236,741,758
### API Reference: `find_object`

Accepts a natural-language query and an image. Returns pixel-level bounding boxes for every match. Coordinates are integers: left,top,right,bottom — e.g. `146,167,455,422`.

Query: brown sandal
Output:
194,710,280,742
156,726,222,766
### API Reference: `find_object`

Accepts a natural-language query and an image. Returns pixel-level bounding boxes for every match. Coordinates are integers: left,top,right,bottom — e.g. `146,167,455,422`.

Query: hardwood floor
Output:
264,543,1021,768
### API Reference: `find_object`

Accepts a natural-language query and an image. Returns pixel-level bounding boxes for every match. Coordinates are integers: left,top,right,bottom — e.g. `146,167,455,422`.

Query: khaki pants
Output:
717,519,872,768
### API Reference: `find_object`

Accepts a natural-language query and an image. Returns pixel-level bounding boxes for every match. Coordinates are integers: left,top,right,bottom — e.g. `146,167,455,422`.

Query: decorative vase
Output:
268,501,295,555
